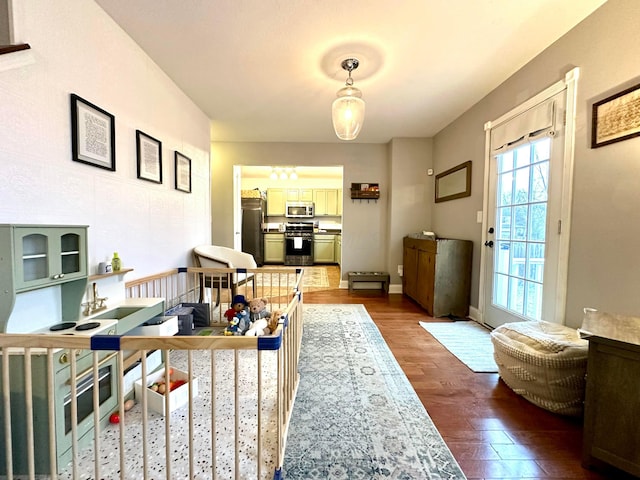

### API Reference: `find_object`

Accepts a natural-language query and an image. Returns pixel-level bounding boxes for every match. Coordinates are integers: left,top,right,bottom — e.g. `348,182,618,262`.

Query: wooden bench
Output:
348,271,390,294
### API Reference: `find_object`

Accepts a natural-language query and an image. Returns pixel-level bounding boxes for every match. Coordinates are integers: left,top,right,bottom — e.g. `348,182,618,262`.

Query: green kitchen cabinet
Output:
334,234,342,266
314,234,335,263
264,233,285,263
12,226,87,291
0,225,89,330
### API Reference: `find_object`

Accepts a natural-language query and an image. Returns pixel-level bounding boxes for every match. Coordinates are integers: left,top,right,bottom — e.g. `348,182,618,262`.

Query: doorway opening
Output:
233,166,344,277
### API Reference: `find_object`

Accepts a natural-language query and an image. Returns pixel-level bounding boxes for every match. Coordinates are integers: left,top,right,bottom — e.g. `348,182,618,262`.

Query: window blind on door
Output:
490,99,556,153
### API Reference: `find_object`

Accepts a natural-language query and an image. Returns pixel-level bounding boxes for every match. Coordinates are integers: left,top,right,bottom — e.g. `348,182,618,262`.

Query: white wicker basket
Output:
491,321,588,416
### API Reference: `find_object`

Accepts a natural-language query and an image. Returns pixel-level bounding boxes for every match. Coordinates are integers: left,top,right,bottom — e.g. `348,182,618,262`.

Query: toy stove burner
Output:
35,319,118,337
75,321,101,331
49,322,77,332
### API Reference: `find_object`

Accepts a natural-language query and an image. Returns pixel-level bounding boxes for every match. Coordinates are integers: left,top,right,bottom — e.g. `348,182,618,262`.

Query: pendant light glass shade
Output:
332,58,365,141
332,85,365,140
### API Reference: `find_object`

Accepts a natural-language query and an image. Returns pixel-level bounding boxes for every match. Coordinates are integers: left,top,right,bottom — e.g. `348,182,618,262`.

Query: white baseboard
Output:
468,305,482,324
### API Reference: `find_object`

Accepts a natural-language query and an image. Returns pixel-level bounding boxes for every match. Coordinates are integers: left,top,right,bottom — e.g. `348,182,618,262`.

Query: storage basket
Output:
490,320,588,416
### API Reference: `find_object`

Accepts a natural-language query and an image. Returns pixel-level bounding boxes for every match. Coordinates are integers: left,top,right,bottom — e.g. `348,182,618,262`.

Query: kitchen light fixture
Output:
269,166,298,181
332,58,365,141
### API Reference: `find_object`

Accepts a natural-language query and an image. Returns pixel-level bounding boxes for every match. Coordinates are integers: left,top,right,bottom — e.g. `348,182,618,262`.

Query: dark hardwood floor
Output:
302,266,622,480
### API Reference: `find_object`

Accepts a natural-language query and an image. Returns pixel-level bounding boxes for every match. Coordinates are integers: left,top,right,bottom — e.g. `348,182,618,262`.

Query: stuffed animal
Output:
224,294,249,335
268,309,283,333
248,298,271,322
245,298,274,336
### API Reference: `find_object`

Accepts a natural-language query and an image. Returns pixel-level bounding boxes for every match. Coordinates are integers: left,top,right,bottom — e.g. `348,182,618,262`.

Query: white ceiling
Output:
95,0,606,144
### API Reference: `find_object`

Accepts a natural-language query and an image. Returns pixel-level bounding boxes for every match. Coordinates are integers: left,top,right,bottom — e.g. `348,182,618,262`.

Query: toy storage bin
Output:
134,367,199,415
126,315,178,336
166,303,211,333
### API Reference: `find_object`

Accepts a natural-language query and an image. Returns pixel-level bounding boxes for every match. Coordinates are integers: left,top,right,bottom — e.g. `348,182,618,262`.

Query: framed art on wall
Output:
592,82,640,148
70,94,116,170
136,130,162,183
175,152,191,193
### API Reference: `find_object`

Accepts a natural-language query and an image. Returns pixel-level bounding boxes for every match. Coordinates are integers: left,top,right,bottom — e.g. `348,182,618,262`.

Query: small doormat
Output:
419,321,498,373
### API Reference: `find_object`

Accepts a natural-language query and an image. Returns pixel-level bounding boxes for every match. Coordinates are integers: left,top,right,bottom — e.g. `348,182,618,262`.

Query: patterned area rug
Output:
257,267,329,288
419,321,498,373
284,304,466,479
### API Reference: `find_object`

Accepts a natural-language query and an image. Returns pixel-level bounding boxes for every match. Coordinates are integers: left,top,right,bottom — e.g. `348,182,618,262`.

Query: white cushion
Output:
193,245,257,269
193,245,256,285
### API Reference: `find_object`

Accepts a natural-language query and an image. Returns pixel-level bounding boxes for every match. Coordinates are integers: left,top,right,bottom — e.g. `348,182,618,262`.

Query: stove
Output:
285,222,314,234
285,222,314,266
34,319,118,336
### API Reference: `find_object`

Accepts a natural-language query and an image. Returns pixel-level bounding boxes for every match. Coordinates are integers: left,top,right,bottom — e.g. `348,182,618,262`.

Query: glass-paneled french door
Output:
481,69,579,329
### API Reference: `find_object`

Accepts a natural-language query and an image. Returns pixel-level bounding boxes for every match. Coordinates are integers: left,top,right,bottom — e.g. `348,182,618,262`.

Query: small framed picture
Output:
592,82,640,148
136,130,162,183
175,151,192,193
70,94,115,170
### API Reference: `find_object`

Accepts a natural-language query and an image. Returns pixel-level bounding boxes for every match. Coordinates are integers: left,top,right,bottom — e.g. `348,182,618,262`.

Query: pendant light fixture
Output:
332,58,365,141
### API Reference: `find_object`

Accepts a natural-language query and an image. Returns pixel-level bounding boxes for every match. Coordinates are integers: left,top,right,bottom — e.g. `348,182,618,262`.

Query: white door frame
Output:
232,165,242,250
478,67,580,326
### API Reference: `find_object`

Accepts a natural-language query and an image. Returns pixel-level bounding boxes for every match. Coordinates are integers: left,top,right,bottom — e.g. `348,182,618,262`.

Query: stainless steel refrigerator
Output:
241,197,265,266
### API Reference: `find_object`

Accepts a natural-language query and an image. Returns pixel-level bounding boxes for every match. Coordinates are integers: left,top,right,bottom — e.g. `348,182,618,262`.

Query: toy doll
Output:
224,294,249,335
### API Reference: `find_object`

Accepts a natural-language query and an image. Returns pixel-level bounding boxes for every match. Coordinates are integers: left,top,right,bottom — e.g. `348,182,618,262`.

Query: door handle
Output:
484,240,494,248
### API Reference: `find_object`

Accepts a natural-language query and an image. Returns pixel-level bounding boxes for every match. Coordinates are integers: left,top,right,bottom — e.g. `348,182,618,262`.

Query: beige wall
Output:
432,0,640,327
388,138,433,284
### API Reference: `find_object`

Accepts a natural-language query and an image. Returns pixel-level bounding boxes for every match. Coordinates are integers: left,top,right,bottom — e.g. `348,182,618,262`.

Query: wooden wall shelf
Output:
89,268,134,281
350,182,380,201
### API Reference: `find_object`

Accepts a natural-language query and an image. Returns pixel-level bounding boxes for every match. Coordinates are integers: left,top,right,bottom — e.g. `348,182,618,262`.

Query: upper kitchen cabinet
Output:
314,189,339,216
266,188,314,215
266,189,286,215
10,226,88,291
0,225,89,329
295,188,313,202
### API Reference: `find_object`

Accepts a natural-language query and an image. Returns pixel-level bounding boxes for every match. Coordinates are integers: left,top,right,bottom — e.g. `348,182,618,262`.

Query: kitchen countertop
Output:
263,222,342,234
0,297,166,354
579,308,640,347
263,229,343,234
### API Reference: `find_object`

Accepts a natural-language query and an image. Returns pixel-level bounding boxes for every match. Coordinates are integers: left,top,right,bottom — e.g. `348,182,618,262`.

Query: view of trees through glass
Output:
493,138,550,320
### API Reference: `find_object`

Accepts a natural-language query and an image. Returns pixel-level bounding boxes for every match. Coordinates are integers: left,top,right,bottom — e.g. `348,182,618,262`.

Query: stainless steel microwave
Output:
285,202,314,218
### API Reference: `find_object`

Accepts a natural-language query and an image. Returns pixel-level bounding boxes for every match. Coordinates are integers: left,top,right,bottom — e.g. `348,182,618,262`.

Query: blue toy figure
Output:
223,294,249,336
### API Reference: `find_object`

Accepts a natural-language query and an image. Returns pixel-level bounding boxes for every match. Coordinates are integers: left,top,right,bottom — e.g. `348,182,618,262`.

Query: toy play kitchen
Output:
0,224,164,474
